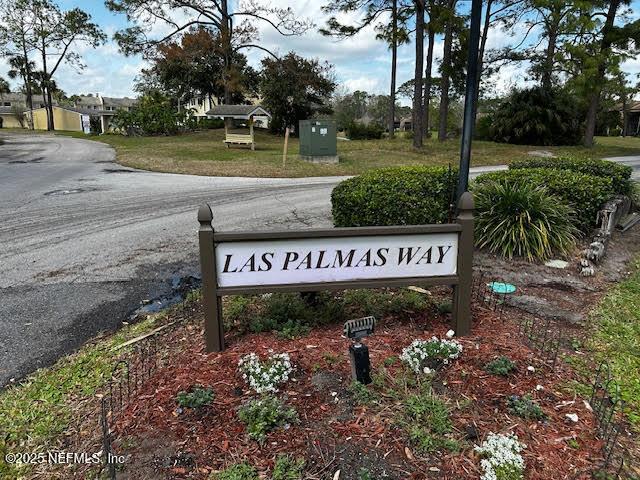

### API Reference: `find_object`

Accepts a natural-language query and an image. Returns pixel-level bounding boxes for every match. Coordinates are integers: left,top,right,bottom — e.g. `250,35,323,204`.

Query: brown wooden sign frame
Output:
198,192,474,352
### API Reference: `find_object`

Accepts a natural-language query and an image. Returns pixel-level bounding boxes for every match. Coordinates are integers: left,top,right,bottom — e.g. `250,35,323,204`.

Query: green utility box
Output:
299,119,339,163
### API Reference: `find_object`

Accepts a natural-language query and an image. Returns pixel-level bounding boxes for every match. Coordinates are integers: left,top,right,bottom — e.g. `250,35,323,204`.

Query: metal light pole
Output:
457,0,483,202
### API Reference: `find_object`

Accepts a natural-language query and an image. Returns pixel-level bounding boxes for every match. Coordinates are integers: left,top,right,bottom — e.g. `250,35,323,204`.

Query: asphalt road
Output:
0,133,344,386
1,133,639,387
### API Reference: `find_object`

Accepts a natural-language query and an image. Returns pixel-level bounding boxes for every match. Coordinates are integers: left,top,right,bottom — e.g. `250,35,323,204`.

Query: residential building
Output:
3,93,137,133
184,94,218,118
622,100,640,136
0,92,28,128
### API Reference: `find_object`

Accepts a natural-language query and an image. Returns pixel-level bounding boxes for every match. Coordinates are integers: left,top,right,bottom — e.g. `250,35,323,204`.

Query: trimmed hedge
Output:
345,121,384,140
474,168,614,232
510,156,633,195
331,166,457,227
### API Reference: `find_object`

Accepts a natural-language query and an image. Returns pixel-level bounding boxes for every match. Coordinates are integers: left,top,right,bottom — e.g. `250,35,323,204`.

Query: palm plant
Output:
474,180,578,261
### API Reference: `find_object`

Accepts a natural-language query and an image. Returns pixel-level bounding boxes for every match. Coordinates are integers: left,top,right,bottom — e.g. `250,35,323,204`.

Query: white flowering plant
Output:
475,432,526,480
400,337,463,374
238,351,293,394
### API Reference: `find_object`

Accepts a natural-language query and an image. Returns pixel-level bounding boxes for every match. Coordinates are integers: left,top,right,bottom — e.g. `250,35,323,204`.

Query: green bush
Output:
175,385,214,409
485,356,517,376
197,117,225,129
473,180,578,261
346,121,384,140
238,396,298,443
332,166,457,227
342,289,429,320
510,156,634,196
474,168,614,232
474,114,493,141
507,395,546,420
272,455,305,480
213,463,258,480
112,92,189,136
249,293,344,338
490,86,583,145
404,391,458,454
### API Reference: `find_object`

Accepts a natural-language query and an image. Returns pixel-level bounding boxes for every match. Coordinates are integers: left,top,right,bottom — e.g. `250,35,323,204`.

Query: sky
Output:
1,0,639,101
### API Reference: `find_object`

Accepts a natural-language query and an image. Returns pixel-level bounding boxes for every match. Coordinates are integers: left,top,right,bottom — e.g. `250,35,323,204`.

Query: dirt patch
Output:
474,224,640,326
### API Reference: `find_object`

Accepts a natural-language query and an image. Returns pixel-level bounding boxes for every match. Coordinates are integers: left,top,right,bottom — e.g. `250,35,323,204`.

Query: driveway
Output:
0,133,343,386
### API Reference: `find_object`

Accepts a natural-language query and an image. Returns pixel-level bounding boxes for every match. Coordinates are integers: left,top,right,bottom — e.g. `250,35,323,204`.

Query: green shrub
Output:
490,86,583,145
197,117,225,129
112,92,189,136
404,391,458,454
507,395,546,420
348,381,378,406
473,180,578,260
213,463,258,480
346,121,384,140
331,166,457,227
474,168,614,232
250,293,344,337
237,396,298,443
342,289,429,320
485,357,517,376
510,156,634,196
272,455,305,480
176,386,214,409
474,114,493,141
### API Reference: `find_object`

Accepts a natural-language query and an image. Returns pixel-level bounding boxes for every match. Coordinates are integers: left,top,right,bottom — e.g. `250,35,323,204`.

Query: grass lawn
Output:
579,255,640,429
22,128,640,178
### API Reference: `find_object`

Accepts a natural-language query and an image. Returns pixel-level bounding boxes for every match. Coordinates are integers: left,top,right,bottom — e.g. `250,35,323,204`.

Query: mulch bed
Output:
110,300,605,480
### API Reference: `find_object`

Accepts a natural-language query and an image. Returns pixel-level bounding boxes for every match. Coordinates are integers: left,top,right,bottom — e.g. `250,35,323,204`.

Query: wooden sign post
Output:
198,192,475,352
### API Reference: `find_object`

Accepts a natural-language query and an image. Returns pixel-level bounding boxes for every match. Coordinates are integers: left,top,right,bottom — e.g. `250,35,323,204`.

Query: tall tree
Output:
260,52,336,134
582,0,639,147
107,0,312,104
139,27,257,107
29,0,106,130
0,77,9,94
437,0,457,141
0,0,36,127
321,0,410,138
412,0,425,147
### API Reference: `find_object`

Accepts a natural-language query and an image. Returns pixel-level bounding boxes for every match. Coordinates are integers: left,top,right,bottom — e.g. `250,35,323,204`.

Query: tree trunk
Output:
472,0,492,121
20,34,34,129
40,39,53,131
621,93,628,137
412,0,425,148
221,0,232,105
423,26,435,137
437,0,455,142
584,0,621,147
388,0,398,138
541,28,558,91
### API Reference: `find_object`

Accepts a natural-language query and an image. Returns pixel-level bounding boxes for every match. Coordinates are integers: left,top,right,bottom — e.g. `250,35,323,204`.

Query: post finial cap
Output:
198,204,213,223
458,191,474,211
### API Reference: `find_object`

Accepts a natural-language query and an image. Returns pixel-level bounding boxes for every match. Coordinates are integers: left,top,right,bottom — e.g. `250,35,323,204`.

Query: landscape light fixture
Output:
344,316,376,385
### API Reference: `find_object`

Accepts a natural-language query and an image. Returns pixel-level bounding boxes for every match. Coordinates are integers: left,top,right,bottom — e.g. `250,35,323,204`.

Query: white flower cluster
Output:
238,351,293,394
400,337,463,374
475,432,526,480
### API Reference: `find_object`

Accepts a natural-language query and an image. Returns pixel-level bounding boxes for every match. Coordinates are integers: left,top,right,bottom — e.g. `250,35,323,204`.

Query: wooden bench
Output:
224,133,255,150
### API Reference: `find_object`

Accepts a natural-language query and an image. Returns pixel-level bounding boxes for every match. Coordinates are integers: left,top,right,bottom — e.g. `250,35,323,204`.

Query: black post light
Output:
457,0,484,202
344,316,376,385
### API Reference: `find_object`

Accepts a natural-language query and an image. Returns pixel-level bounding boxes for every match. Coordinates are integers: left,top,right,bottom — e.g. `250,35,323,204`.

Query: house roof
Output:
103,96,137,107
0,92,27,103
205,104,271,119
28,105,110,116
0,106,17,114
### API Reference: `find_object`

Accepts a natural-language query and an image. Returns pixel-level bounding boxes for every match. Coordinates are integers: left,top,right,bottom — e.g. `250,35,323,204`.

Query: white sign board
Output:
215,233,458,288
81,115,91,134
